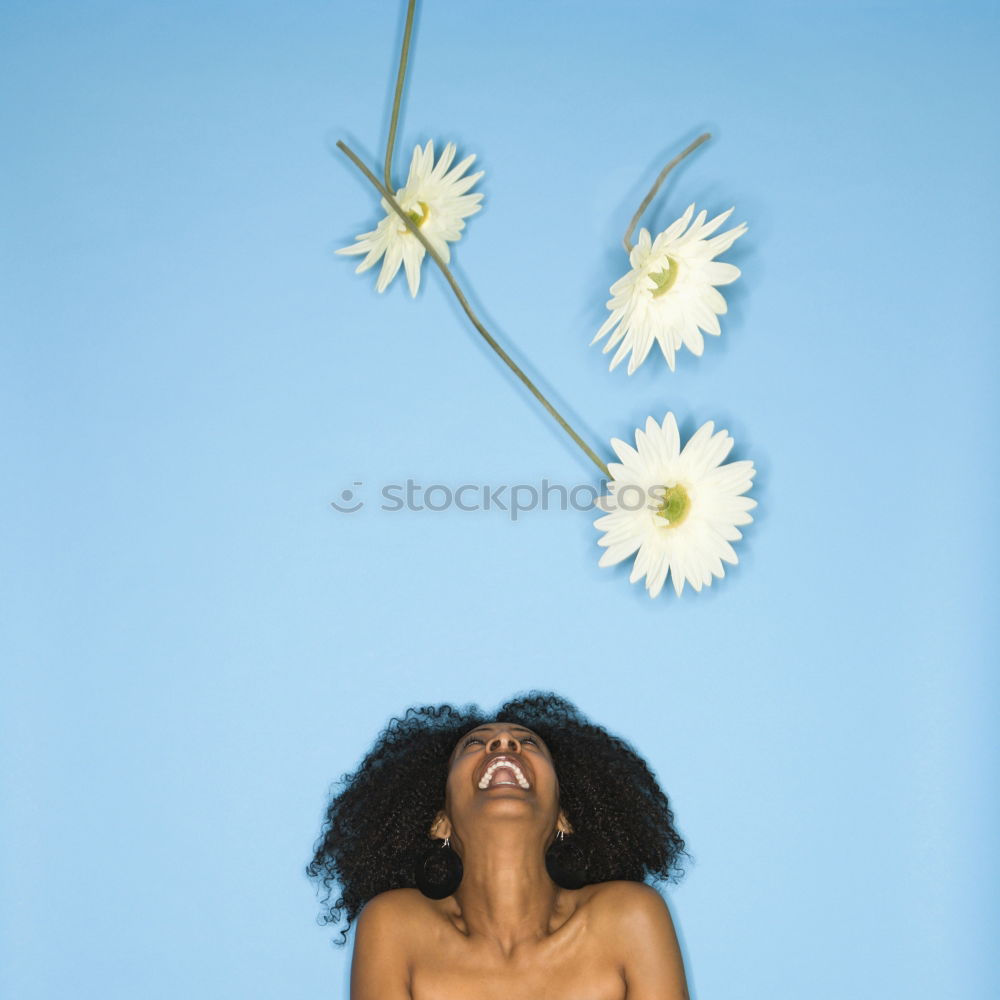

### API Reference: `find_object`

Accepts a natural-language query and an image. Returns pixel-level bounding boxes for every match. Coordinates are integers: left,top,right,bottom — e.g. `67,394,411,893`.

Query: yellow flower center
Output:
649,257,679,298
656,483,691,527
401,201,430,232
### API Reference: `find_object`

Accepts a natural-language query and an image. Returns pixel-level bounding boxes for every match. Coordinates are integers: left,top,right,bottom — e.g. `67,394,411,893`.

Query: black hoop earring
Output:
415,838,463,899
545,831,586,890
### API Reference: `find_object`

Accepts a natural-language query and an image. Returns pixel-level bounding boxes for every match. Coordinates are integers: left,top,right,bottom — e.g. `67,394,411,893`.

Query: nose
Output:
487,731,521,753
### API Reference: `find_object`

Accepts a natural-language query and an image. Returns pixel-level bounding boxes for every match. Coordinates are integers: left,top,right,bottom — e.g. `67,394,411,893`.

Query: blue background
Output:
2,1,998,997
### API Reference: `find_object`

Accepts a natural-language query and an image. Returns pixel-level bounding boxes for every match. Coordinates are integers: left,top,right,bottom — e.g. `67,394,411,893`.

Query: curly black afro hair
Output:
307,692,686,941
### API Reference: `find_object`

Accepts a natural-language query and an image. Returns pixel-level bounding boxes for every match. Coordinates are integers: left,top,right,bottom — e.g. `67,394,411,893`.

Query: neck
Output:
450,827,561,952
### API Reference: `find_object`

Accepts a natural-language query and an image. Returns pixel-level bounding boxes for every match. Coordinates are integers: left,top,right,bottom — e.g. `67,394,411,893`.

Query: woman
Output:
308,693,689,999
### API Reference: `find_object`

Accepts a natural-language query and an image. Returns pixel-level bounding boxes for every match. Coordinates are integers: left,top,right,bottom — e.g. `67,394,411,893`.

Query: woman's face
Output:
437,722,565,842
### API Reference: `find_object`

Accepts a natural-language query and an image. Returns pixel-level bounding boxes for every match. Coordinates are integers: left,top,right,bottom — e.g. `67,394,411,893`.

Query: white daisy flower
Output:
593,205,747,373
595,413,756,598
337,140,483,297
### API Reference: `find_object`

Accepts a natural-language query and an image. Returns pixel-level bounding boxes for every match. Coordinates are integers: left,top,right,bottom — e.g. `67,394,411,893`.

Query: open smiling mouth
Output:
477,756,531,790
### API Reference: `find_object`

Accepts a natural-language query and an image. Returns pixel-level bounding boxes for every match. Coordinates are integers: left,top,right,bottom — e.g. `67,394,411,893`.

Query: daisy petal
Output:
338,140,484,295
594,202,747,372
594,413,755,598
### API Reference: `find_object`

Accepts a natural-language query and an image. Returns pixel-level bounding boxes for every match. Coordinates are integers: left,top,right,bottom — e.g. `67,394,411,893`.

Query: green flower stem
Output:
337,139,610,479
384,0,417,191
622,132,712,254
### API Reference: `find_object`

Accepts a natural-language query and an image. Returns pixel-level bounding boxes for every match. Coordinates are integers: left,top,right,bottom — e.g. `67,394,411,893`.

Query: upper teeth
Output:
478,757,530,790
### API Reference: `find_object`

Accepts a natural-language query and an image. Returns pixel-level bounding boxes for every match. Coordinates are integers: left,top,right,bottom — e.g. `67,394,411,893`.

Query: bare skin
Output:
350,723,689,1000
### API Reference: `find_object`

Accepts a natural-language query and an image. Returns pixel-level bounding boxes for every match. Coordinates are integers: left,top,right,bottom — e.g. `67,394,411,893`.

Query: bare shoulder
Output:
582,882,688,998
352,890,436,999
584,880,672,919
582,881,680,942
356,888,436,930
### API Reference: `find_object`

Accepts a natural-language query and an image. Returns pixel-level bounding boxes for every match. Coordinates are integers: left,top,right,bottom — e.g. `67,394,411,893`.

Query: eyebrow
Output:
461,725,543,741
